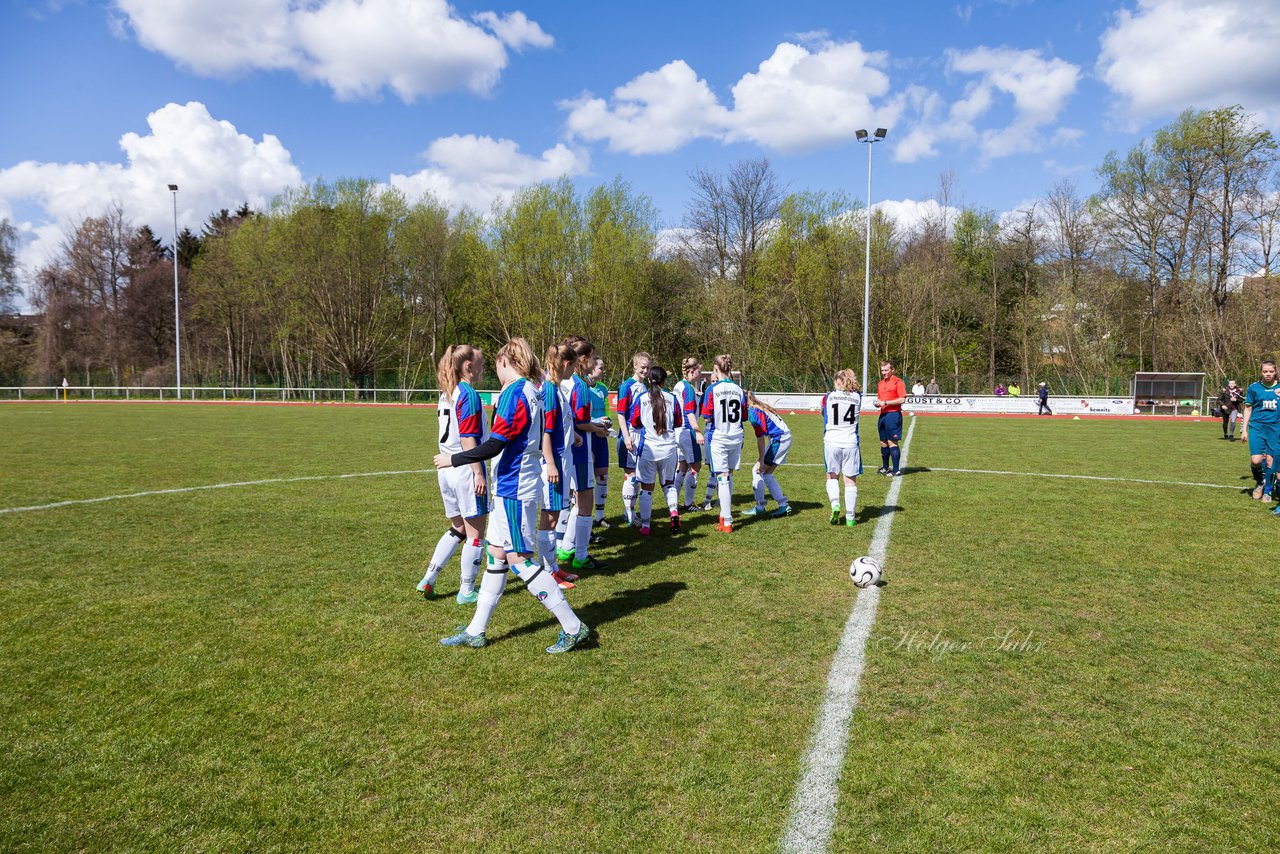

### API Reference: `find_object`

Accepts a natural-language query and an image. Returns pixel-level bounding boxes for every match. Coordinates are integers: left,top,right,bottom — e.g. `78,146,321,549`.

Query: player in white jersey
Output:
822,368,864,527
417,344,489,603
434,337,591,654
629,366,683,535
615,351,652,525
673,357,704,512
699,353,747,532
556,337,611,574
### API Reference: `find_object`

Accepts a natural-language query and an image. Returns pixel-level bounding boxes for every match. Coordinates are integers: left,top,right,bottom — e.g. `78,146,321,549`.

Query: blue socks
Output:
889,445,901,473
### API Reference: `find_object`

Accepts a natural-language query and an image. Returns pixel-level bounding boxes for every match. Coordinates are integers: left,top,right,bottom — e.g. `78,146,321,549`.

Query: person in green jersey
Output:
588,357,612,529
1241,359,1280,504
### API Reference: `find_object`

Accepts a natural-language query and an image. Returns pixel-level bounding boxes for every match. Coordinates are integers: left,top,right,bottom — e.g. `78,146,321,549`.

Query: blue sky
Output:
3,0,1279,304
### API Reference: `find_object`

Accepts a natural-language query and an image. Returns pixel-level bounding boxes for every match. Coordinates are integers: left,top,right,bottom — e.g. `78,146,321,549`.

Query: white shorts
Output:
438,466,490,519
824,443,862,478
539,457,567,512
637,447,678,486
708,437,743,475
488,496,537,556
763,435,791,467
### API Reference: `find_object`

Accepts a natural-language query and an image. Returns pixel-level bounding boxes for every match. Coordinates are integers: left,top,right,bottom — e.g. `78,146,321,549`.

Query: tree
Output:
0,218,19,313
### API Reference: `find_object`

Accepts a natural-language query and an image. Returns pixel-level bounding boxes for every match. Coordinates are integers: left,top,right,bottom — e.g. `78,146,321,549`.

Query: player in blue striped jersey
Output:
743,391,792,518
587,357,613,529
434,338,590,654
673,357,704,512
537,343,577,589
556,337,611,572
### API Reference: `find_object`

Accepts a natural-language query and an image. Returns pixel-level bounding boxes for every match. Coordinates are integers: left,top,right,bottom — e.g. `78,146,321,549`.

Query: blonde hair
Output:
544,343,573,379
834,369,860,393
681,356,701,376
437,344,479,396
746,390,779,417
497,337,541,384
713,354,733,377
632,352,652,372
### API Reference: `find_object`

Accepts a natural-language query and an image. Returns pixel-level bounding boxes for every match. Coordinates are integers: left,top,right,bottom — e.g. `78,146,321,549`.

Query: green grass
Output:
1,404,1277,852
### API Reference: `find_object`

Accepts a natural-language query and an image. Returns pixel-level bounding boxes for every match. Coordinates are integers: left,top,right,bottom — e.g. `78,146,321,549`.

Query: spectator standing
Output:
925,377,940,395
1218,380,1245,441
1037,382,1052,415
911,379,925,396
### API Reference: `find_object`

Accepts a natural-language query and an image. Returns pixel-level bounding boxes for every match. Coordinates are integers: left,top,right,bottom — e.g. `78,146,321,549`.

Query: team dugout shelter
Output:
1131,372,1205,415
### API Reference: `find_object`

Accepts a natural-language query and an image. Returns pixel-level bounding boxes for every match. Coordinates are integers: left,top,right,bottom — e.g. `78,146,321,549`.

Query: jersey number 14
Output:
829,404,857,425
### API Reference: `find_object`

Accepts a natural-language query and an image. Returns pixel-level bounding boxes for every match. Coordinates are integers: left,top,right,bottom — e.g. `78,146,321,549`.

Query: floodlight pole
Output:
858,129,887,396
169,184,182,398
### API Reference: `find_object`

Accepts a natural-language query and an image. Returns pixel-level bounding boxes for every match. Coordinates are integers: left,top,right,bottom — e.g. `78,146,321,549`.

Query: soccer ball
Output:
849,556,881,589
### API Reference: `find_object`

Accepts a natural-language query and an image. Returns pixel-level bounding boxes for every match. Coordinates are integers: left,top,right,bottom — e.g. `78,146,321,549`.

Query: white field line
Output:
779,417,915,853
788,462,1240,492
0,469,433,515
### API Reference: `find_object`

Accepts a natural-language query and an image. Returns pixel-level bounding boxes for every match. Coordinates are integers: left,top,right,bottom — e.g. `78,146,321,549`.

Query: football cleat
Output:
1253,485,1265,500
555,548,574,563
846,517,857,527
829,506,842,525
596,518,612,529
455,589,479,605
546,623,591,654
440,627,486,648
417,581,436,600
1265,493,1274,504
670,515,681,534
770,505,793,518
742,506,767,518
571,556,607,571
589,533,605,545
1272,503,1280,515
716,520,734,533
551,569,577,590
701,501,717,512
639,525,651,536
876,466,888,475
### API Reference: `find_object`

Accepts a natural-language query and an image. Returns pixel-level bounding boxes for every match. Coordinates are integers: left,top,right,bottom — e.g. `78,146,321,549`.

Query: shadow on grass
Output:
490,580,689,647
858,504,903,523
733,499,823,528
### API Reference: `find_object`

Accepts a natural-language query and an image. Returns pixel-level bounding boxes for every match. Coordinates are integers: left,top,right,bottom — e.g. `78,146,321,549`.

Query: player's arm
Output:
541,430,559,484
437,435,504,468
456,393,487,489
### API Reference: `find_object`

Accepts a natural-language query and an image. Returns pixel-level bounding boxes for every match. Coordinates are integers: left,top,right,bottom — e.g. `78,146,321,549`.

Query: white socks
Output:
705,474,717,504
826,479,840,507
638,490,653,526
459,538,484,595
422,529,464,585
536,529,559,572
682,470,697,505
664,480,679,511
752,468,766,508
574,514,592,561
466,555,508,635
764,473,785,505
621,477,636,523
560,503,581,554
594,480,607,522
844,485,858,520
718,475,734,523
514,559,581,634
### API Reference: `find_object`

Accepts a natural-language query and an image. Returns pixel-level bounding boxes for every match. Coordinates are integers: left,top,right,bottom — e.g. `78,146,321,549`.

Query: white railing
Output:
0,385,461,404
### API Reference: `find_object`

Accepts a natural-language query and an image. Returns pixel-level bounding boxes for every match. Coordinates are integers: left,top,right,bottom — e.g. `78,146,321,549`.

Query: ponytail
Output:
746,390,779,417
497,337,541,384
437,343,478,396
713,354,733,379
647,365,669,434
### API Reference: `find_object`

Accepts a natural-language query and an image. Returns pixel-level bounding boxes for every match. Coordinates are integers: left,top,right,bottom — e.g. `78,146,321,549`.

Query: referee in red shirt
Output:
873,361,907,476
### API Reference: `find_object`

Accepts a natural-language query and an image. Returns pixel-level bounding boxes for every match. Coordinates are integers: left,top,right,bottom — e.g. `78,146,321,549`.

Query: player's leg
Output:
763,437,790,516
843,444,863,525
442,504,516,647
456,513,487,604
877,414,891,473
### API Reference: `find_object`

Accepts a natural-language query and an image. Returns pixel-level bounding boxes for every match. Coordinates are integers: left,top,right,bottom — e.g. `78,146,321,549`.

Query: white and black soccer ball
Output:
849,556,881,589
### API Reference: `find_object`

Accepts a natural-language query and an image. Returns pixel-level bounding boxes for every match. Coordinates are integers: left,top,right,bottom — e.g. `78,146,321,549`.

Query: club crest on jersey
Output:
536,591,549,601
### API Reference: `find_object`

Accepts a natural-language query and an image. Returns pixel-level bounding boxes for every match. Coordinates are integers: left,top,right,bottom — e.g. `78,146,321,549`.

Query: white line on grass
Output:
790,462,1240,492
0,469,433,515
779,417,916,854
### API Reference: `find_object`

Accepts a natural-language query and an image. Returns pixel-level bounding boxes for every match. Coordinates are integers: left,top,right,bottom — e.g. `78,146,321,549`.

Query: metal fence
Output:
0,386,448,404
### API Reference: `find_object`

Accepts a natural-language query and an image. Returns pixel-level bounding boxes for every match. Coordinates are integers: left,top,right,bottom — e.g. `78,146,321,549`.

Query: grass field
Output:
2,402,1277,852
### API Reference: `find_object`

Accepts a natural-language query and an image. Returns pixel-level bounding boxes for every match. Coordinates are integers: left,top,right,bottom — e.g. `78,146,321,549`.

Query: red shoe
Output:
551,569,577,590
716,519,733,533
639,526,651,536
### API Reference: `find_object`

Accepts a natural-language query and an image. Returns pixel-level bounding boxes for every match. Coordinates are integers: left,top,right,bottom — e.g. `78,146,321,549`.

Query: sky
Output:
3,0,1280,308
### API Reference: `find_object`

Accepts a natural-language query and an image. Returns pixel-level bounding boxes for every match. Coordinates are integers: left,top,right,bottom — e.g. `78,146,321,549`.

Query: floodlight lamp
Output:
167,184,178,191
874,128,888,140
855,129,868,141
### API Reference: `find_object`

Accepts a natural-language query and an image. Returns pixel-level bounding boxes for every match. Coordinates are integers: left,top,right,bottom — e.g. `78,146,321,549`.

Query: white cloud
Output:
112,0,552,102
872,198,962,236
894,46,1080,163
1097,0,1280,121
0,102,303,292
391,134,590,212
561,39,897,155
